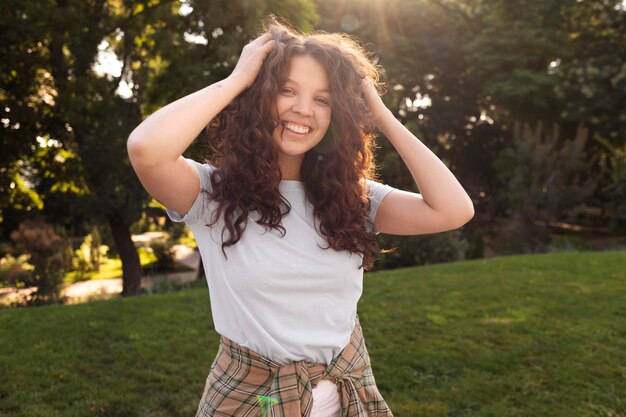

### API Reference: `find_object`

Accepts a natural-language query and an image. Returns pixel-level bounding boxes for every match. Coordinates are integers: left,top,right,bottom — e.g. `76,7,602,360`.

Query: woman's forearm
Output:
375,109,475,218
127,75,247,166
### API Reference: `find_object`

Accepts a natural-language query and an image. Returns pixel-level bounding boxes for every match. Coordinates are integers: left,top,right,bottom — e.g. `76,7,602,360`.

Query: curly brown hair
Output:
200,15,391,270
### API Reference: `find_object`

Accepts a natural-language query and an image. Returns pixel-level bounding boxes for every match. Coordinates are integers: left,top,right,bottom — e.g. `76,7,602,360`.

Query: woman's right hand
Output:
229,33,276,89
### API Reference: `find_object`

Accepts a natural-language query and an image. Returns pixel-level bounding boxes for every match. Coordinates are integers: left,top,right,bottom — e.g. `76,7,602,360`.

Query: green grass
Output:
63,256,129,282
64,247,193,283
0,251,624,417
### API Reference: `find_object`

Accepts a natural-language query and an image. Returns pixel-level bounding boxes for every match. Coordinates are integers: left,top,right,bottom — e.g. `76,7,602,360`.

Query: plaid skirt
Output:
195,314,394,417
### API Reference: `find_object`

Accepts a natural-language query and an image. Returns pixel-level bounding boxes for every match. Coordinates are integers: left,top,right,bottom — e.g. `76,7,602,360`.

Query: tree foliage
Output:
1,0,318,296
314,0,625,245
1,0,624,288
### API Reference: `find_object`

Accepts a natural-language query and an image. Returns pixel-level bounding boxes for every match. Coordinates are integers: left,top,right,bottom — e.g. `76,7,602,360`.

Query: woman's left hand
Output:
361,79,390,126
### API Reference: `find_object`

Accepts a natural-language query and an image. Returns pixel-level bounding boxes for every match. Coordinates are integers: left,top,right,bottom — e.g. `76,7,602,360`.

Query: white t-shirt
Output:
166,157,396,365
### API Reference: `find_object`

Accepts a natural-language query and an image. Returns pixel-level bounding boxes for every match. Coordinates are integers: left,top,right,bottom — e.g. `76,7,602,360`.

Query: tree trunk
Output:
107,213,142,296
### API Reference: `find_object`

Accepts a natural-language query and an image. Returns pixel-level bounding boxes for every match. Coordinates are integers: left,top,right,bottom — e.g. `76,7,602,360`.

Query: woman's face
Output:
271,54,332,176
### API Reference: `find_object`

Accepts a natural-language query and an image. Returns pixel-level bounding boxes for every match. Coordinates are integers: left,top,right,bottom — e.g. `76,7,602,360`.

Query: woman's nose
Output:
292,98,313,116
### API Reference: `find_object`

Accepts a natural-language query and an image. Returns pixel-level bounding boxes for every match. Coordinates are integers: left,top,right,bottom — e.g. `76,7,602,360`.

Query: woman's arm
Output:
126,33,274,215
127,77,246,166
363,82,474,235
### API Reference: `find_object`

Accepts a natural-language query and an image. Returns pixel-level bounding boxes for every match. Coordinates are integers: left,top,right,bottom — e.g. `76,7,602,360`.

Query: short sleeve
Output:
165,157,215,226
364,179,396,235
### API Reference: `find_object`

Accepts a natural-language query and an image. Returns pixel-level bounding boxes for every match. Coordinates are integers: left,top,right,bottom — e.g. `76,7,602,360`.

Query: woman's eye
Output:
280,88,328,105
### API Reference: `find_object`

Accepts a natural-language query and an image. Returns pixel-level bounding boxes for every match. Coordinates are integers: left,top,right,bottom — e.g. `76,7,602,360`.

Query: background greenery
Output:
1,0,625,299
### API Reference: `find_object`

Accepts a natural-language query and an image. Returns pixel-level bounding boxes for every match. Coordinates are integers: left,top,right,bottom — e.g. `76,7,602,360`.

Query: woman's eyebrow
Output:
285,78,331,93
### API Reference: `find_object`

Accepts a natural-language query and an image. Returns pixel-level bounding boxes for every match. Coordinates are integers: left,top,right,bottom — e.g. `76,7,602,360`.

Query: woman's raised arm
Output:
362,81,475,236
126,33,275,215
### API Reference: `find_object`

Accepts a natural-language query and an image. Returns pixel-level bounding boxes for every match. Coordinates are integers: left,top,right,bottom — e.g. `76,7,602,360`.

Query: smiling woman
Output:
128,11,472,417
270,55,332,179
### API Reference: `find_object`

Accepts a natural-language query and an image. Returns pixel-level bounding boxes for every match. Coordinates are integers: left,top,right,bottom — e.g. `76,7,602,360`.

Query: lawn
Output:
0,250,624,417
64,247,193,283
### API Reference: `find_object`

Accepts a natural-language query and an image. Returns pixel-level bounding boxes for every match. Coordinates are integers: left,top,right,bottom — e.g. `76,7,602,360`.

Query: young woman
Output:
128,15,474,417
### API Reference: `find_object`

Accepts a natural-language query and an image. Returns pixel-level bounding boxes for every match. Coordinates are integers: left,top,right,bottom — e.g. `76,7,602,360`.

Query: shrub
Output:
139,274,206,296
9,219,70,306
374,229,467,271
0,254,34,287
147,234,176,272
465,228,486,259
547,234,594,252
490,215,548,255
176,226,197,249
166,221,186,242
596,138,626,234
71,229,109,281
492,121,597,254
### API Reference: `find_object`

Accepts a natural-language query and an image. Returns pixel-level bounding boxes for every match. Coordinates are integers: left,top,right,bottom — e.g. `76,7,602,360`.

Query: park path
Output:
61,243,201,304
0,232,201,306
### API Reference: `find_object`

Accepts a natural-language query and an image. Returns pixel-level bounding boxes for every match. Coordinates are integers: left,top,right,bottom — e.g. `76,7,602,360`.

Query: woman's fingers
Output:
230,33,277,88
249,33,275,58
249,32,272,45
262,38,276,53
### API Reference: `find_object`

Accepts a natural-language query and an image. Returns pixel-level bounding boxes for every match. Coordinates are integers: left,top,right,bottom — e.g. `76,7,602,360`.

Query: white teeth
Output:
285,122,310,134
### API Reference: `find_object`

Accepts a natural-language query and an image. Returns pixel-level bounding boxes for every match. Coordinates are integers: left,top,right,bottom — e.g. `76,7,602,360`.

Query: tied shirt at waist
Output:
195,314,394,417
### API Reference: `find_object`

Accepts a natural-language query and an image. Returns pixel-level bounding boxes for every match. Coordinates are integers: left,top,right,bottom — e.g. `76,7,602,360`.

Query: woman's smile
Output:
283,121,312,136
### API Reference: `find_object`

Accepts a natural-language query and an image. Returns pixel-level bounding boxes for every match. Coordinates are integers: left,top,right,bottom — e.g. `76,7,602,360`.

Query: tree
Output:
314,0,624,252
1,0,317,296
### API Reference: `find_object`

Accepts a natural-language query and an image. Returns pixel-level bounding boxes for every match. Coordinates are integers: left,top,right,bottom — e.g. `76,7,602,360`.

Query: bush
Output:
465,228,486,259
0,254,34,287
9,219,70,306
176,226,197,249
71,229,109,281
492,122,597,254
490,216,548,255
166,221,186,242
547,234,594,252
597,138,626,234
373,229,468,271
147,234,176,272
139,274,206,296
